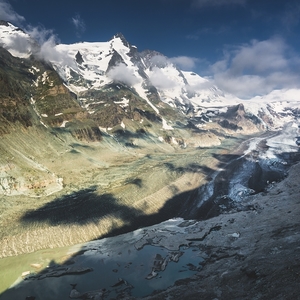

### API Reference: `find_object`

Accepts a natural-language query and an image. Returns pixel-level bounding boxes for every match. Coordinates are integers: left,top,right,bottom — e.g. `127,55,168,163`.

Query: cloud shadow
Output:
21,187,143,226
1,148,300,299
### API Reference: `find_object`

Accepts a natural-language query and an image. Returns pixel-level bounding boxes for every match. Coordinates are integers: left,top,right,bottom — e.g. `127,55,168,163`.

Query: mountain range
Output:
1,19,300,300
0,19,300,199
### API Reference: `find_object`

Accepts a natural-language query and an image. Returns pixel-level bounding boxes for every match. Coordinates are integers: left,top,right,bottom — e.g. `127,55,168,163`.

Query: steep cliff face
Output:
0,46,88,131
141,162,300,300
0,47,35,133
0,46,102,196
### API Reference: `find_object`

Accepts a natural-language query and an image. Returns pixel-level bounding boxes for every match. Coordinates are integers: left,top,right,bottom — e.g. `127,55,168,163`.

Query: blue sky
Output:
1,0,300,98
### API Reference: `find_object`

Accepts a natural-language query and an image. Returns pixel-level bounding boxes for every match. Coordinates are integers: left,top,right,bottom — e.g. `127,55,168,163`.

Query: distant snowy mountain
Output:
1,20,299,132
48,32,300,130
0,21,300,195
50,33,239,113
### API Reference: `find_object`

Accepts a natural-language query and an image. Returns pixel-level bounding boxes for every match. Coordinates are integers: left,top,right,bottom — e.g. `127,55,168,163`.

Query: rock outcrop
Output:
142,162,300,300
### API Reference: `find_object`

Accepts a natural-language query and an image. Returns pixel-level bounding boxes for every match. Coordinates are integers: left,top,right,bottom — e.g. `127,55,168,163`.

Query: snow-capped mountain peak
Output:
0,20,37,58
1,22,300,132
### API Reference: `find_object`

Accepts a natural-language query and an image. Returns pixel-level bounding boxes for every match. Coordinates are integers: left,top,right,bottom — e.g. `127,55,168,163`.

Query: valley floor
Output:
0,159,299,300
0,126,299,299
0,133,248,259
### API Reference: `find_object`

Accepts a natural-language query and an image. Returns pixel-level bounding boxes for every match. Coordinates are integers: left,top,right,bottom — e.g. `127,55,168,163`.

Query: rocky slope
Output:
0,19,299,254
141,162,300,300
0,19,300,300
0,20,275,199
1,22,299,199
0,160,299,299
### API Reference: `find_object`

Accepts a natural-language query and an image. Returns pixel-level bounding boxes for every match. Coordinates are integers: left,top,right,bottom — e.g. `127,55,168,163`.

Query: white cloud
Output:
26,25,65,62
192,0,247,8
71,14,86,37
107,63,141,86
4,33,32,56
26,24,56,45
0,1,61,62
147,55,201,89
149,55,169,68
25,26,76,68
0,1,76,67
149,54,198,71
228,38,289,75
186,80,214,94
38,36,59,60
148,67,177,89
38,36,64,62
170,56,198,70
209,38,300,99
0,0,25,25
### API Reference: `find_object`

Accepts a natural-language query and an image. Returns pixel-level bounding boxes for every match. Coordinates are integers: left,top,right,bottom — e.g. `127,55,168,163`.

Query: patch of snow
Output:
171,137,178,145
263,124,299,159
32,66,40,73
121,121,125,129
114,97,129,108
133,82,160,114
230,232,240,238
32,77,39,87
29,66,40,74
244,124,298,162
42,72,48,84
60,121,68,127
162,118,173,130
40,120,48,128
218,107,228,113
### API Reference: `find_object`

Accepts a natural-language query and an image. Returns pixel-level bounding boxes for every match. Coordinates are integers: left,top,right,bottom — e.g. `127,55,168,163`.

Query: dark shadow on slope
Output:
212,153,240,167
133,108,162,123
183,149,300,220
184,120,207,133
70,143,95,150
1,147,300,299
99,190,199,240
124,178,143,188
163,162,208,175
111,128,157,148
21,187,143,226
1,188,200,299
